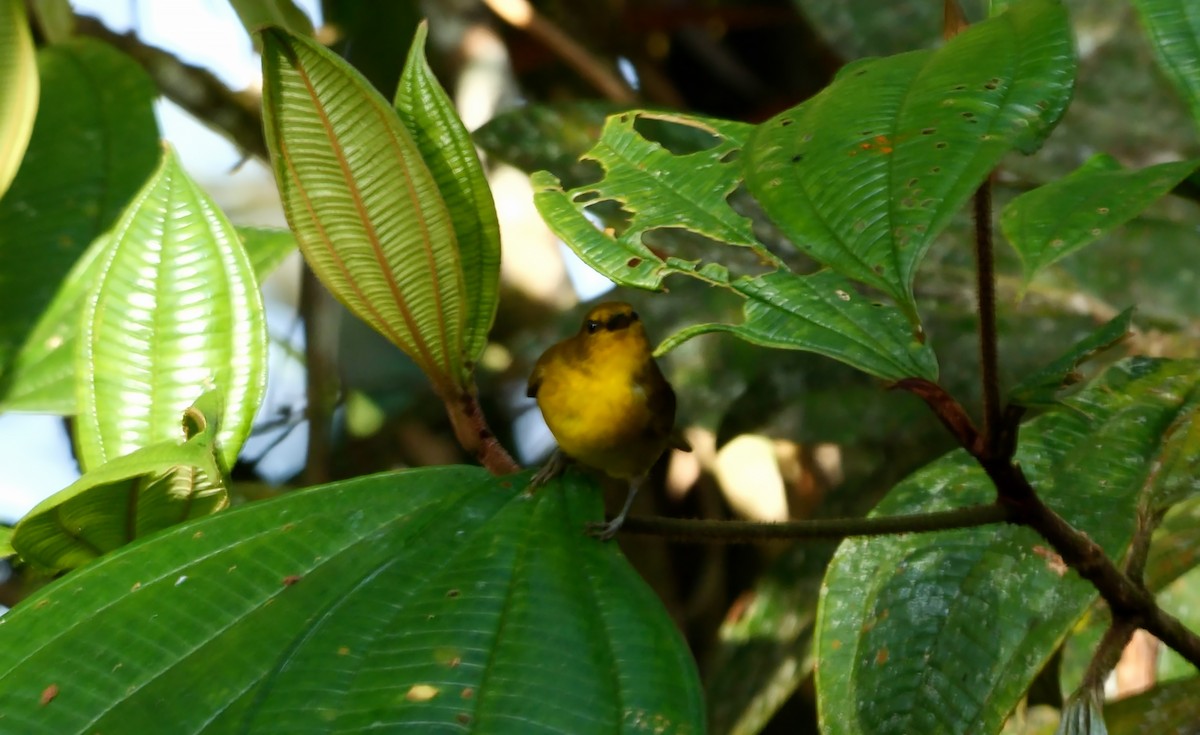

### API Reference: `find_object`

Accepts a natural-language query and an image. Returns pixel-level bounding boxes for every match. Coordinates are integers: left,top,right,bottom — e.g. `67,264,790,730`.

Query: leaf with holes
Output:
0,0,37,199
395,22,501,373
1008,307,1134,408
261,27,467,396
657,270,937,381
1002,154,1200,285
533,110,764,291
75,146,266,472
0,39,159,385
0,468,704,734
1132,0,1200,128
11,392,225,572
745,0,1074,315
817,358,1200,735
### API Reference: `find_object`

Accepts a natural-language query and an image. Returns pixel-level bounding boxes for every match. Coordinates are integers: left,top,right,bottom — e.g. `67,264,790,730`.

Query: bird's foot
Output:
586,517,625,541
530,449,570,488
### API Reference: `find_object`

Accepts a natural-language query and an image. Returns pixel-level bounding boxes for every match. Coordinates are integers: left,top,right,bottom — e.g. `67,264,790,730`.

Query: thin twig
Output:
72,13,268,161
618,503,1012,543
444,389,520,475
482,0,636,104
300,267,340,486
973,175,1003,456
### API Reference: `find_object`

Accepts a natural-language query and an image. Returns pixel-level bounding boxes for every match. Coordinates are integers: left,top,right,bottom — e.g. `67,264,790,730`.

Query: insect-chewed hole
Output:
634,114,721,155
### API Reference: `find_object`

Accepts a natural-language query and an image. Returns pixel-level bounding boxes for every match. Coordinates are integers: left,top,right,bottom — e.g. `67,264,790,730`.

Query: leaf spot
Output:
337,646,350,656
875,647,889,665
935,142,948,149
801,132,813,142
950,84,967,92
406,684,440,702
835,290,851,301
984,78,1000,90
1050,238,1065,248
462,687,475,699
930,166,942,174
39,684,59,707
175,575,188,587
131,582,141,592
627,257,643,268
790,154,804,163
779,119,794,127
456,713,472,725
282,575,303,586
1096,207,1109,215
1089,228,1102,236
446,588,460,598
921,127,936,135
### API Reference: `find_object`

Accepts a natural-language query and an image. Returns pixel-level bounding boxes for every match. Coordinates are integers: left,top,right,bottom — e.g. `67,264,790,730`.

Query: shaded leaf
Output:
533,110,763,291
816,358,1200,735
261,27,467,396
0,39,158,378
658,270,938,382
395,22,500,372
745,0,1075,314
0,0,38,199
1009,307,1134,407
76,147,267,471
1132,0,1200,128
1153,564,1200,683
29,0,74,43
0,468,704,734
474,101,621,187
1104,676,1200,734
237,226,297,279
1145,495,1200,592
11,392,225,572
1001,154,1200,284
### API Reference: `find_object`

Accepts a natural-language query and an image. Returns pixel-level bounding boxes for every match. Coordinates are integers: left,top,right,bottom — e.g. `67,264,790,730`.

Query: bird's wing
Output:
526,360,543,398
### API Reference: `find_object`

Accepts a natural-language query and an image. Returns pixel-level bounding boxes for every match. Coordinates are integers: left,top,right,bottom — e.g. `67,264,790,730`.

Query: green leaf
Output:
1008,307,1134,407
744,0,1075,314
1145,495,1200,592
0,468,705,734
1104,677,1200,734
1001,154,1200,285
237,226,298,279
658,270,939,382
0,39,159,389
29,0,74,43
260,27,467,396
395,22,501,374
11,392,225,572
0,525,13,558
816,358,1200,735
76,147,267,471
2,228,288,416
228,0,313,47
0,0,37,199
1132,0,1200,128
474,101,621,187
533,110,763,291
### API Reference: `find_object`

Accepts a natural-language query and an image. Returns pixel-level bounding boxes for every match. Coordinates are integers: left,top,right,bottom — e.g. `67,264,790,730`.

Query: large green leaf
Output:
0,0,38,199
395,22,501,373
0,468,704,734
260,27,467,396
1104,676,1200,734
11,392,225,572
1132,0,1200,128
75,147,267,471
533,110,763,291
1001,154,1200,285
744,0,1075,314
816,358,1200,735
1008,307,1134,408
0,39,158,383
657,270,939,382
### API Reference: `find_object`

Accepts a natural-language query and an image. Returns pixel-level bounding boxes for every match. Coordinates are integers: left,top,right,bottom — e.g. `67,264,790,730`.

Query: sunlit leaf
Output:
0,469,704,734
76,147,267,471
817,358,1200,735
395,22,500,372
1132,0,1200,128
658,270,938,382
0,39,158,381
261,27,467,397
11,392,225,572
1001,154,1200,285
745,0,1075,314
1008,307,1134,408
0,0,38,199
228,0,312,48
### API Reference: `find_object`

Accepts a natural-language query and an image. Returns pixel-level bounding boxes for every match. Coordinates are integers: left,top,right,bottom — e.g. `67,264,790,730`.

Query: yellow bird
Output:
527,302,688,539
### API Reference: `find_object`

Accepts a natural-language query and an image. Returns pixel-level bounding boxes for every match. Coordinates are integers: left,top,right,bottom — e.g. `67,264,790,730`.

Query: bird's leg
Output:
531,448,571,487
588,475,644,541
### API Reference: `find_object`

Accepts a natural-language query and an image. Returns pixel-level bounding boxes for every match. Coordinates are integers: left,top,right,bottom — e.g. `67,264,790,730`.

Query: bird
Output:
526,301,689,539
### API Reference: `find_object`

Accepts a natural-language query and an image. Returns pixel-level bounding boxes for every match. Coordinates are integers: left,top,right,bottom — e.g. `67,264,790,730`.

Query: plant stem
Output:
445,388,520,475
973,175,1003,456
619,503,1011,542
300,266,341,486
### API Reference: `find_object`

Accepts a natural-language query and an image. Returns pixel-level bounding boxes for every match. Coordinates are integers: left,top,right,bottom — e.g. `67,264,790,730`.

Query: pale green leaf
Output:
260,27,466,395
0,0,38,199
76,147,267,471
745,0,1075,314
11,392,225,572
396,21,501,374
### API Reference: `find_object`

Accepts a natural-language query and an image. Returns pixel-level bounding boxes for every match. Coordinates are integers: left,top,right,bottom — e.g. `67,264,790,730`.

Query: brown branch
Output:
72,13,268,161
482,0,636,104
444,388,520,475
618,503,1012,543
300,267,340,486
973,175,1003,457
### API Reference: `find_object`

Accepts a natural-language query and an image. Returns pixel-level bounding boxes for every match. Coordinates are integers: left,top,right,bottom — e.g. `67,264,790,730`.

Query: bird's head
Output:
577,302,648,349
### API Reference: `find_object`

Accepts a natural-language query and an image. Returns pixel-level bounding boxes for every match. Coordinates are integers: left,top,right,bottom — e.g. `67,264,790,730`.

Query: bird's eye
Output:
630,311,639,321
586,320,600,334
